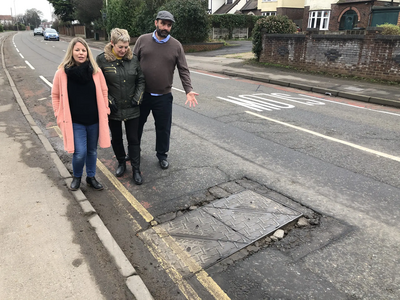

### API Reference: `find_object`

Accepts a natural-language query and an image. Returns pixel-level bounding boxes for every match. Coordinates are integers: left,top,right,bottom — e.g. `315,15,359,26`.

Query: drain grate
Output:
139,190,302,276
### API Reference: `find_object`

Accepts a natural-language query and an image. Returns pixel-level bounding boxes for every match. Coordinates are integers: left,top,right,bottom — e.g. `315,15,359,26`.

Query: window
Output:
261,12,276,16
308,10,330,30
262,0,277,2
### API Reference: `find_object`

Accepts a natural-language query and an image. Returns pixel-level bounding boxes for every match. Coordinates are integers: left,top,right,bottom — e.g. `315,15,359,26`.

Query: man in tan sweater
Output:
133,10,198,170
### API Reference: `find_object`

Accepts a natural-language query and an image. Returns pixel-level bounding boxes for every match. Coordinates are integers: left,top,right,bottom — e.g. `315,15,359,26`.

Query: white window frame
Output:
262,0,277,2
261,12,276,16
308,10,330,30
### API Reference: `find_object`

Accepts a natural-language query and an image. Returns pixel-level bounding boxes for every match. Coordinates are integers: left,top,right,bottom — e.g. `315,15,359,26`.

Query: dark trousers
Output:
109,117,140,161
138,92,173,161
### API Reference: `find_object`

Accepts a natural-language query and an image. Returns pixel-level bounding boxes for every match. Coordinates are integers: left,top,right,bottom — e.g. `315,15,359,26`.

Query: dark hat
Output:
156,11,175,23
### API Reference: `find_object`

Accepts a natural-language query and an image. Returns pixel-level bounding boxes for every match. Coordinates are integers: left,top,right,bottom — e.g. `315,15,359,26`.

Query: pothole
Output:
138,178,321,277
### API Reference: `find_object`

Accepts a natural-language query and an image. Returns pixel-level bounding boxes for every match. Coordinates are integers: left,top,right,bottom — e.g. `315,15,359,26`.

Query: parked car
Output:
33,27,43,36
43,28,59,41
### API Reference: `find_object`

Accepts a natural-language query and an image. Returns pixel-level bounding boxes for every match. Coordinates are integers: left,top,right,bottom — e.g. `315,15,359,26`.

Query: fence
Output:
210,28,249,40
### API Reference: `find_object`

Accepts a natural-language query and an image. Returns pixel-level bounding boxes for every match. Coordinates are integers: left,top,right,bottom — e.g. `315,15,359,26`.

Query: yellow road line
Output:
152,226,231,300
96,161,154,222
246,111,400,163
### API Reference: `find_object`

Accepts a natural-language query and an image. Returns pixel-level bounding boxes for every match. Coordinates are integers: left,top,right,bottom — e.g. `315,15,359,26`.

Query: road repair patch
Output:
139,190,302,277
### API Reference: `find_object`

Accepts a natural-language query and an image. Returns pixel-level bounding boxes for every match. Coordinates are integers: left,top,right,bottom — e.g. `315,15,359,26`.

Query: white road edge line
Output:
40,75,53,88
246,111,400,163
172,87,185,93
19,53,24,59
25,61,35,70
190,70,229,79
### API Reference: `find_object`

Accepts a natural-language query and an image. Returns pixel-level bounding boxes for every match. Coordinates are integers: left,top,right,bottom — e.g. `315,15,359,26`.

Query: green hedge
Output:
252,15,297,60
378,23,400,35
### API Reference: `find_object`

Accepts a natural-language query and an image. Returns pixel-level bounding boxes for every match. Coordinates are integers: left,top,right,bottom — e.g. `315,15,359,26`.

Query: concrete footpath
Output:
0,34,152,300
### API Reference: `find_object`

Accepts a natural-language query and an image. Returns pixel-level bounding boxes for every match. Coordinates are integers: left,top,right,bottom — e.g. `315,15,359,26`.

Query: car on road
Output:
33,28,43,36
43,28,59,41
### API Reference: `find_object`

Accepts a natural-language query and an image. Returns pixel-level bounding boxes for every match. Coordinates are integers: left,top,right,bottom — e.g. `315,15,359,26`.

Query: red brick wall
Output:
259,31,400,82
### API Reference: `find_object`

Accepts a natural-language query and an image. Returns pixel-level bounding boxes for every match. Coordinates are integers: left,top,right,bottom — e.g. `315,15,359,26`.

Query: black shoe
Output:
133,169,143,185
115,161,126,177
70,177,81,191
159,159,169,170
86,177,104,190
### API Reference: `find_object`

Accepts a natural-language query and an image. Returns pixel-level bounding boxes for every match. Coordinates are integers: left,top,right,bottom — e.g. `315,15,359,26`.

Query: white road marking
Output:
25,61,35,70
16,48,19,52
40,76,53,87
19,53,24,59
172,87,185,93
311,96,400,117
246,111,400,163
190,70,229,79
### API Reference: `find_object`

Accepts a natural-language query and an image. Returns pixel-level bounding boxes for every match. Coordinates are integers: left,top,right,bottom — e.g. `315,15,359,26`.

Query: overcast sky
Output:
0,0,53,21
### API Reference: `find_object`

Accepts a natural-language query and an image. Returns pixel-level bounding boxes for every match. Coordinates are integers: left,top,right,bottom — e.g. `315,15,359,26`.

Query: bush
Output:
252,15,297,60
378,23,400,35
0,24,3,32
159,0,209,44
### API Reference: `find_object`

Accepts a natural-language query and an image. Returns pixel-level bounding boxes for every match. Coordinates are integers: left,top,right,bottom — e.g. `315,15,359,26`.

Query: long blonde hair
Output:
58,37,99,73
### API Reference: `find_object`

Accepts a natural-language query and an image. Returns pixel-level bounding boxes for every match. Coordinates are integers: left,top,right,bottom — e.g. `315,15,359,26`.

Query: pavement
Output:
1,33,399,300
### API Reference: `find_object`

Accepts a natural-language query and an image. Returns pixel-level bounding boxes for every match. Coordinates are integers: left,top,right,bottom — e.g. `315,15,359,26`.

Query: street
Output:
2,30,400,299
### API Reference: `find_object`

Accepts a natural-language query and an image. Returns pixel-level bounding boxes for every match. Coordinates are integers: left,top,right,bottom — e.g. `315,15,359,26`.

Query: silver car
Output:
33,28,43,36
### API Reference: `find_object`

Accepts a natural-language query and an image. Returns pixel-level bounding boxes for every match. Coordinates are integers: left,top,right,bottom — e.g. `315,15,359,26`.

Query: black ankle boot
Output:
86,177,104,190
133,169,143,185
70,177,81,191
115,161,126,177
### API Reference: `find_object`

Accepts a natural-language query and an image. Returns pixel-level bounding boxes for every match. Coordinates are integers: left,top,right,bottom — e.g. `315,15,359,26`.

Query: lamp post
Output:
13,0,19,31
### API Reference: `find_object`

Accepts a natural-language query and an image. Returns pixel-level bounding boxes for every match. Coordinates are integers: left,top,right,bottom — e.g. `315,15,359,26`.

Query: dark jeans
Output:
72,122,99,178
109,117,140,161
138,92,173,161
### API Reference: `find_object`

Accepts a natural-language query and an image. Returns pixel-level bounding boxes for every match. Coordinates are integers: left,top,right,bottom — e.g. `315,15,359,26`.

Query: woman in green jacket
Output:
96,28,145,184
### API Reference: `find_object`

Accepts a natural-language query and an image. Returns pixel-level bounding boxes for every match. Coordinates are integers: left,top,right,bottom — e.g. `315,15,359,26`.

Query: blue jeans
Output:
72,123,99,178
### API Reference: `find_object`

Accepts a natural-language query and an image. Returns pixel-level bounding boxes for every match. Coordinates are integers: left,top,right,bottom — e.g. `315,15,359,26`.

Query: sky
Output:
0,0,54,21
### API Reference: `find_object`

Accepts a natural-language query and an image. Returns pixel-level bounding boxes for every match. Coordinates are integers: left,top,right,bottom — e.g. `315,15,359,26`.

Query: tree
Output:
48,0,75,22
160,0,209,43
105,0,145,37
23,8,43,28
75,0,103,25
252,15,297,60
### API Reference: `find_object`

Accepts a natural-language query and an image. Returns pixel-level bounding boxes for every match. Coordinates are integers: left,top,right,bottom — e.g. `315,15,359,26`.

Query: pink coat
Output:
51,68,111,153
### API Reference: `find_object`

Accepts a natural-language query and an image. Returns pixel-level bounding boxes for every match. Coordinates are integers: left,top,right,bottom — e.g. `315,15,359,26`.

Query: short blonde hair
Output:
110,28,130,45
58,37,99,73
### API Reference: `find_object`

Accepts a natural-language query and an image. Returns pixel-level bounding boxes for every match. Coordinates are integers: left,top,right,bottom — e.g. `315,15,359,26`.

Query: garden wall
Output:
260,29,400,82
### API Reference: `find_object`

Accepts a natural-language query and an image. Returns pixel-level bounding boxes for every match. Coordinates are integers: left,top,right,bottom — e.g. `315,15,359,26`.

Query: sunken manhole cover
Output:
139,190,302,276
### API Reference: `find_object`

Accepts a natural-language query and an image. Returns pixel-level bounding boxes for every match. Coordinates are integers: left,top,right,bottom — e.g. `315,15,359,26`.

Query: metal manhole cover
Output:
139,190,302,276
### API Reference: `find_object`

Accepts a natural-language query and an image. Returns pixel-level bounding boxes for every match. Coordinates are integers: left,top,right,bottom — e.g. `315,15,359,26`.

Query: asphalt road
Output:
5,30,400,300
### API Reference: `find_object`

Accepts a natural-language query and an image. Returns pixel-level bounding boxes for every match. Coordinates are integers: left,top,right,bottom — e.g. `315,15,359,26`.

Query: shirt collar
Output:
152,30,170,44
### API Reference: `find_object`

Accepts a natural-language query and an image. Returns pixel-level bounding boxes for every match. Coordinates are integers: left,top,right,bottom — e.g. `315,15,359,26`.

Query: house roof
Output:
241,0,258,11
214,0,242,14
0,15,13,20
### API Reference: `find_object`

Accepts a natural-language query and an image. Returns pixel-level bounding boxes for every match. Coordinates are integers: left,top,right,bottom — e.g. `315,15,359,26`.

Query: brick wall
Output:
259,30,400,82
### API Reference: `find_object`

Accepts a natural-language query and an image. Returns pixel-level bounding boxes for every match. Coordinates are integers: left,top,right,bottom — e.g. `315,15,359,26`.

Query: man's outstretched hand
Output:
185,91,199,107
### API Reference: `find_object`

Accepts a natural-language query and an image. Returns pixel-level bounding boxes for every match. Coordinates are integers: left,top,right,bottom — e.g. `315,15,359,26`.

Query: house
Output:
211,0,248,14
257,0,305,28
0,15,13,25
240,0,261,15
304,0,400,31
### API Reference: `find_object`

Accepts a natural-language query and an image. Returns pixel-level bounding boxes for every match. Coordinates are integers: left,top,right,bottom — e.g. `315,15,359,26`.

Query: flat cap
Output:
156,10,175,23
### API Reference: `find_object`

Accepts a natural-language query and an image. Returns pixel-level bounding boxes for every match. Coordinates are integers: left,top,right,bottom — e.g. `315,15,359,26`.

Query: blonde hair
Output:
58,37,99,73
110,28,130,45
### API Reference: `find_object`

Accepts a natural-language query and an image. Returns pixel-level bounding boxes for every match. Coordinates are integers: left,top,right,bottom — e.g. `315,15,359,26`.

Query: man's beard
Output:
156,26,170,38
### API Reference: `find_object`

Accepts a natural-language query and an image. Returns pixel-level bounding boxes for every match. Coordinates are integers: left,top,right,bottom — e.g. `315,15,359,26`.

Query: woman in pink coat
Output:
52,37,111,191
